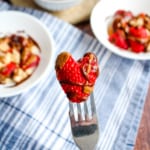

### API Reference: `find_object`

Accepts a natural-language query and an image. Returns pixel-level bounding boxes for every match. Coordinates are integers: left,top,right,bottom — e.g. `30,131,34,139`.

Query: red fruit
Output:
61,83,89,103
55,53,86,85
55,52,99,103
129,27,148,38
115,10,133,18
128,39,145,53
78,52,99,84
109,31,128,49
22,55,40,70
1,62,17,76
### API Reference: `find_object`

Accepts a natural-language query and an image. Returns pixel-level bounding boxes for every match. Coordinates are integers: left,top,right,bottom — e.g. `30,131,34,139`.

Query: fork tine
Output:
69,102,77,127
77,103,83,121
69,101,74,116
90,92,96,116
69,93,99,150
69,102,83,122
84,101,90,120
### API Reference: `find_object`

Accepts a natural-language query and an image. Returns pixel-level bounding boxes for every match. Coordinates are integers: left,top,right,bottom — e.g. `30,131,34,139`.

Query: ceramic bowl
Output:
90,0,150,60
34,0,83,11
0,11,55,97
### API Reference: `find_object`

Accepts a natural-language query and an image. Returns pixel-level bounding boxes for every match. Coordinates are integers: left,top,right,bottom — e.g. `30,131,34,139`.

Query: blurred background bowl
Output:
0,11,55,97
34,0,83,11
90,0,150,60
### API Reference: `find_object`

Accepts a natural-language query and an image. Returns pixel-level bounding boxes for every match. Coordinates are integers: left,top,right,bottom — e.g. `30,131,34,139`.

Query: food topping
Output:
108,10,150,53
0,31,41,86
55,52,99,103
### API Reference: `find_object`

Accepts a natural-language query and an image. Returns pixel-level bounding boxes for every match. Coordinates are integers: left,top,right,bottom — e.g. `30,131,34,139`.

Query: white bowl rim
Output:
90,0,150,60
35,0,82,4
34,0,83,11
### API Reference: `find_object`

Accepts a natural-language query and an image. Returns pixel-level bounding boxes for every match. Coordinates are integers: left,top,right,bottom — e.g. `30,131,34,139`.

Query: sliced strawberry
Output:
129,27,148,38
114,10,133,18
56,52,86,85
128,39,145,53
0,62,17,76
22,55,40,70
109,30,128,49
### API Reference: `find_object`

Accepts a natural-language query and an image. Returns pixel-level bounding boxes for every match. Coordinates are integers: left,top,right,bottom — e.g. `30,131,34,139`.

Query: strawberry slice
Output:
0,62,17,76
129,27,148,38
114,10,133,18
128,39,145,53
55,52,99,103
55,52,86,85
109,30,128,49
22,55,40,70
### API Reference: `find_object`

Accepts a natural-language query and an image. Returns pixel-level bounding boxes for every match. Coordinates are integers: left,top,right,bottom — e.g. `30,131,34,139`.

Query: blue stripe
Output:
97,57,134,129
0,121,47,150
112,61,150,150
47,105,71,148
0,100,74,145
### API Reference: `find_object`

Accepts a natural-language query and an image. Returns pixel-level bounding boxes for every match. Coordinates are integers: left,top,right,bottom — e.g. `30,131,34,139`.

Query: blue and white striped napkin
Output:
0,2,150,150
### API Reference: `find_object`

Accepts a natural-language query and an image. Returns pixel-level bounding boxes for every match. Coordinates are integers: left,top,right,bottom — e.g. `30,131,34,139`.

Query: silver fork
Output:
69,93,99,150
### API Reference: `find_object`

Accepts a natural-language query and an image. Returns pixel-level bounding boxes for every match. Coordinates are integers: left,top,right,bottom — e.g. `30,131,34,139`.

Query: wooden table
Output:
75,21,150,150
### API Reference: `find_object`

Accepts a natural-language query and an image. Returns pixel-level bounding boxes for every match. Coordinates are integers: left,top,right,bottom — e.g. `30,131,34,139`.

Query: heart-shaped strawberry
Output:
55,52,99,103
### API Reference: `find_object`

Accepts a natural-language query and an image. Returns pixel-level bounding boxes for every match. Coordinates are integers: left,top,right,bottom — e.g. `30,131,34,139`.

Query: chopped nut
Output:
55,52,70,70
25,67,35,75
83,86,93,94
13,68,28,83
0,37,10,52
31,45,40,55
3,53,12,64
11,49,21,64
129,17,144,27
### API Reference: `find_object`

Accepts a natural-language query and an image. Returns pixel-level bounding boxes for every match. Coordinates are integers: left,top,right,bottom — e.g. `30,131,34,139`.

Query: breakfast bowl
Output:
90,0,150,60
0,11,55,97
34,0,83,11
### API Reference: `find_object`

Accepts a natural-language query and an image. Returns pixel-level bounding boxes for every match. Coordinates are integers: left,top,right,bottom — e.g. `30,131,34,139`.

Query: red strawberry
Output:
129,27,148,38
61,83,89,103
22,55,40,70
0,62,17,76
114,10,133,18
109,30,128,49
128,39,145,53
55,52,99,103
55,52,86,85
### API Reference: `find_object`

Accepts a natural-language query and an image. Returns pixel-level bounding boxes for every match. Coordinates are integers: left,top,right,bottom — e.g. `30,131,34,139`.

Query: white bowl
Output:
34,0,83,11
0,11,55,97
90,0,150,60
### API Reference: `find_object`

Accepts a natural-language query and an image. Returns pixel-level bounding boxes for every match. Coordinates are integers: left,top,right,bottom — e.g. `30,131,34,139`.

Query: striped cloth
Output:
0,2,150,150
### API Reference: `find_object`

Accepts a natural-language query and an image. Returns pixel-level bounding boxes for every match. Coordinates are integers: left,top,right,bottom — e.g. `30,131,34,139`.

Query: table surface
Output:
75,21,150,150
1,0,150,149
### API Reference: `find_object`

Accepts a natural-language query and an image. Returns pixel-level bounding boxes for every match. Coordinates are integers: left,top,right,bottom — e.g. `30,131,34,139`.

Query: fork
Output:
69,93,99,150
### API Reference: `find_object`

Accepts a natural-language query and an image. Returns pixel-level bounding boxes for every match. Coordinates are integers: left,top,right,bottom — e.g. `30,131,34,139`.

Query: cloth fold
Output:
0,2,150,150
